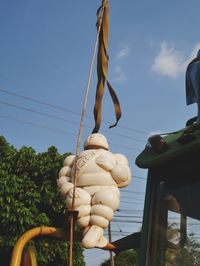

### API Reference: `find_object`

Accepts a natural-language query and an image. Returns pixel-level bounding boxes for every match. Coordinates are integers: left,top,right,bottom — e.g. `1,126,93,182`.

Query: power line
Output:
108,142,140,152
120,198,144,203
133,175,146,180
0,87,148,135
121,195,145,200
105,230,133,234
119,176,146,183
0,114,78,137
0,99,146,143
114,219,123,233
121,190,145,194
112,220,142,224
121,200,144,204
0,100,84,126
117,209,144,214
117,208,143,212
114,215,143,218
117,209,143,212
0,114,139,152
121,195,144,200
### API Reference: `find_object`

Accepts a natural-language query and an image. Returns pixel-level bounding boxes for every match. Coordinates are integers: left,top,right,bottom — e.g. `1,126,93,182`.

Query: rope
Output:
108,223,115,266
68,3,106,266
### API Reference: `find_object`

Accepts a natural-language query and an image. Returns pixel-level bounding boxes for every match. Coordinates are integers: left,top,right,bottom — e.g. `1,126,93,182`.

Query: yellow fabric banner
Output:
93,0,121,133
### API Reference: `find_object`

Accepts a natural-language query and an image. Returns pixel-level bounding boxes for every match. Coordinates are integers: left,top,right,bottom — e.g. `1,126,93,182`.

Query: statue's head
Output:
197,49,200,58
84,133,109,150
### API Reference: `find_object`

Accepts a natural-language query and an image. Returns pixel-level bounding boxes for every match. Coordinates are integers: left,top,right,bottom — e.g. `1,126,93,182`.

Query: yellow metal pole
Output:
22,246,37,266
28,247,37,266
10,227,65,266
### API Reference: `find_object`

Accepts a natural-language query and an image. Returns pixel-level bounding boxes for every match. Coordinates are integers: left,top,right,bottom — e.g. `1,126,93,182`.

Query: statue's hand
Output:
96,154,115,171
111,164,131,187
66,187,91,208
109,153,131,187
57,176,74,198
68,187,86,199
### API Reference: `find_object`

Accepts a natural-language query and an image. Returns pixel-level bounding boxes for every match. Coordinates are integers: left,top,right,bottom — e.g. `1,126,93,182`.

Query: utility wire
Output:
112,220,142,224
121,194,144,199
121,190,145,194
114,215,143,218
131,178,146,181
121,195,144,200
0,100,146,143
121,200,144,204
0,114,77,137
0,100,84,126
117,209,144,214
132,175,146,180
114,219,123,233
105,230,134,234
0,87,148,135
0,113,139,152
117,209,143,212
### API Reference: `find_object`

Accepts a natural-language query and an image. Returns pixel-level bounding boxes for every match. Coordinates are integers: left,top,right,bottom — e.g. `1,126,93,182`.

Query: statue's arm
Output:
95,152,115,171
111,154,132,187
57,155,75,197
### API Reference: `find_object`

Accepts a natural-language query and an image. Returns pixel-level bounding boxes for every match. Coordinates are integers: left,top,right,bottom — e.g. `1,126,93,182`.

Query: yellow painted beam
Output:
22,246,37,266
9,225,119,266
10,227,66,266
28,246,37,266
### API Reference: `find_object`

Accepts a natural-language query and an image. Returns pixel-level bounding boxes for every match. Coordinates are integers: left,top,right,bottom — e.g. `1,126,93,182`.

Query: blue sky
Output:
1,0,200,265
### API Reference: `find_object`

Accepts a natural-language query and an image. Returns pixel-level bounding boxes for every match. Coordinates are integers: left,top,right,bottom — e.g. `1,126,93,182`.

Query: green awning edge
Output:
135,123,200,169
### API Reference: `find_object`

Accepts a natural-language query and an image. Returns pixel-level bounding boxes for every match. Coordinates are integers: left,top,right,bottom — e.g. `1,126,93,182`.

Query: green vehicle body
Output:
136,120,200,266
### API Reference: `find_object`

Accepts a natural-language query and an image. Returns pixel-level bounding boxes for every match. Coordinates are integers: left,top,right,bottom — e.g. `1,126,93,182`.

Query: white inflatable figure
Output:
57,133,131,248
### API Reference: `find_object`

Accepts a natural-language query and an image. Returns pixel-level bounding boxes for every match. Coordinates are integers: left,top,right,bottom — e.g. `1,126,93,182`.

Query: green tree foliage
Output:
100,249,139,266
172,233,200,266
0,135,85,266
164,224,200,266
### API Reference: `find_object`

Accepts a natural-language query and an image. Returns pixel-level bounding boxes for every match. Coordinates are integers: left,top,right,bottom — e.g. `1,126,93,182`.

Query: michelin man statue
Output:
57,133,131,248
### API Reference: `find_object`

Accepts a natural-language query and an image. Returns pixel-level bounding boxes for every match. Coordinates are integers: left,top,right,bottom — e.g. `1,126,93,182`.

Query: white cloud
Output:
116,45,130,59
183,42,200,69
151,42,183,78
111,66,127,83
148,130,164,137
151,42,200,79
110,44,130,83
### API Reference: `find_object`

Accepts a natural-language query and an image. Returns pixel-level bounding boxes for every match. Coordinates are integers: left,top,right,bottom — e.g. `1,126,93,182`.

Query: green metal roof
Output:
135,122,200,169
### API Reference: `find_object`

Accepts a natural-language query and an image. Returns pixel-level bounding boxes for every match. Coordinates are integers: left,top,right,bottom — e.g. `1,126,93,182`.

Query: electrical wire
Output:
121,190,145,194
0,100,146,143
114,215,143,218
121,195,144,200
0,114,140,152
112,220,142,224
0,114,77,137
0,87,148,135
